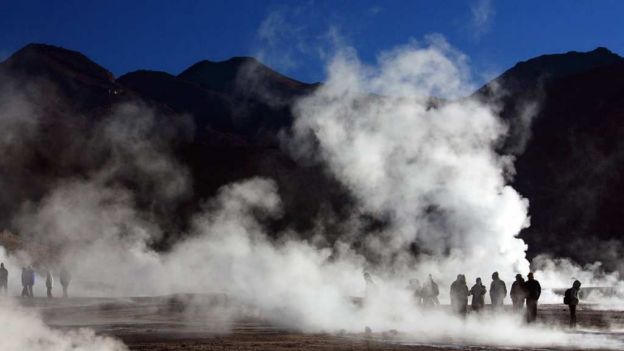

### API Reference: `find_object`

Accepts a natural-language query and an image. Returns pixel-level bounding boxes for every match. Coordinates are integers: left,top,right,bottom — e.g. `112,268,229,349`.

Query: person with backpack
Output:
524,272,541,323
564,280,582,328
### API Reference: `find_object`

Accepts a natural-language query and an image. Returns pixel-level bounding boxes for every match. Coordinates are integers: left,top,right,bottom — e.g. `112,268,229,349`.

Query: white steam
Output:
2,37,624,350
291,38,530,283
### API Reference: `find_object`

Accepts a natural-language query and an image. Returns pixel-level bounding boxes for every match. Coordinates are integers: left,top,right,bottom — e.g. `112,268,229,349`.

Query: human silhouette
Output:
409,279,423,305
490,272,507,309
27,266,35,297
60,267,71,298
470,277,487,312
21,267,29,297
450,274,470,316
565,280,581,328
422,274,440,307
510,274,527,311
0,263,8,295
524,272,541,323
45,270,54,298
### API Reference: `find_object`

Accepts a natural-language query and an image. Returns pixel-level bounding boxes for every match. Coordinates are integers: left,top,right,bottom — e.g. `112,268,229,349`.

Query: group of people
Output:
447,272,542,322
0,262,71,298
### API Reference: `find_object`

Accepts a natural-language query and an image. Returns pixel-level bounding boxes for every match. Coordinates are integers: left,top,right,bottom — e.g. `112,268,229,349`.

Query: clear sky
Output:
1,0,623,85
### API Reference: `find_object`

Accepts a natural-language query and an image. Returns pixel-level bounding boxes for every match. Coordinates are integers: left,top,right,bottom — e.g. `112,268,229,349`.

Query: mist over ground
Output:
1,35,624,351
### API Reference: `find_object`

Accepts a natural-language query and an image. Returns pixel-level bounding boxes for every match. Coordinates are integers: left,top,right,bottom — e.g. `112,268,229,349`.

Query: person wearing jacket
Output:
470,277,487,312
567,280,582,328
510,274,527,311
490,272,507,309
450,274,470,316
524,272,541,323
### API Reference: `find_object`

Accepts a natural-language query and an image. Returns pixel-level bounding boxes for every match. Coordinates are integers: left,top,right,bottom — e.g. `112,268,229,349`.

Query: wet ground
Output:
16,294,624,350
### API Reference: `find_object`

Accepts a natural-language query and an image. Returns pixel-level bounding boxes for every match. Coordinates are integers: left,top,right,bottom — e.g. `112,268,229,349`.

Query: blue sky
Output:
1,0,622,85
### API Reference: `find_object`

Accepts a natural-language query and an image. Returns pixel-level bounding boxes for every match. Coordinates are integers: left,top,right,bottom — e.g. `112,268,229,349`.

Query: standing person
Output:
45,270,54,298
409,279,423,305
0,263,8,295
450,274,470,316
60,267,71,298
524,272,541,323
27,265,35,297
470,277,487,312
510,274,527,311
564,280,582,328
422,274,440,307
490,272,507,309
21,267,29,297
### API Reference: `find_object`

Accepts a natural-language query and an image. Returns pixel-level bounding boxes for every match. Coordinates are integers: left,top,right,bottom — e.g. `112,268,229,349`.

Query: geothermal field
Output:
2,1,624,350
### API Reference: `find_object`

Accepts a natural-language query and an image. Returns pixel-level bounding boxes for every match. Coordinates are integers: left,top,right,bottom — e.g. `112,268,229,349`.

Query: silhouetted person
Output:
490,272,507,309
450,274,470,316
0,263,7,295
27,265,35,297
524,272,541,323
409,279,423,305
565,280,581,328
21,267,29,297
470,277,487,312
45,270,54,298
422,274,440,307
510,274,527,311
60,267,71,298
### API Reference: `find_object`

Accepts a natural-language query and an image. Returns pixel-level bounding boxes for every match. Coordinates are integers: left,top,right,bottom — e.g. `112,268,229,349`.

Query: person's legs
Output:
569,305,577,327
62,285,68,298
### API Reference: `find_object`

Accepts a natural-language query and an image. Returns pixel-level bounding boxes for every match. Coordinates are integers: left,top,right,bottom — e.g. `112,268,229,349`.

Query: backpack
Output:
563,288,572,305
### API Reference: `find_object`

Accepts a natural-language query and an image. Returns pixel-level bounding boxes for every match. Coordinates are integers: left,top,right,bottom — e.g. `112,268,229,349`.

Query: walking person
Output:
525,272,541,323
470,277,487,312
564,280,581,328
0,263,8,295
510,274,527,311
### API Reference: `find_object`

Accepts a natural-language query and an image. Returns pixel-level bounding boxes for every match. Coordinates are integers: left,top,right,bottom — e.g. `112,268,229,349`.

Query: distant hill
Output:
2,43,624,270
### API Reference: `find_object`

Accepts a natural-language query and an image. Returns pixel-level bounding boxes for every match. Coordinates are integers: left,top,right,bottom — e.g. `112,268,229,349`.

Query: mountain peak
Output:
177,56,314,97
3,43,114,83
480,47,624,95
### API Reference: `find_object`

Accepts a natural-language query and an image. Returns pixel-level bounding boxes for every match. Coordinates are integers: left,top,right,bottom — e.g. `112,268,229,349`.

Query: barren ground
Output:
16,295,624,350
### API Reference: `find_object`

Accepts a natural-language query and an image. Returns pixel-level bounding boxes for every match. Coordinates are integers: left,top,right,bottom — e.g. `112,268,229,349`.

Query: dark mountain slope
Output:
511,61,624,269
3,43,624,269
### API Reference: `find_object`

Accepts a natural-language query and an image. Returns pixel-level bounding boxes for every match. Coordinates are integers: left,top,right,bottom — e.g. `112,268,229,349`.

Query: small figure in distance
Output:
470,277,487,312
490,272,507,310
564,280,581,328
524,272,541,323
60,267,71,298
409,278,423,306
510,274,527,311
450,274,470,316
21,267,29,297
0,263,8,296
27,265,35,297
422,274,440,307
45,270,54,298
